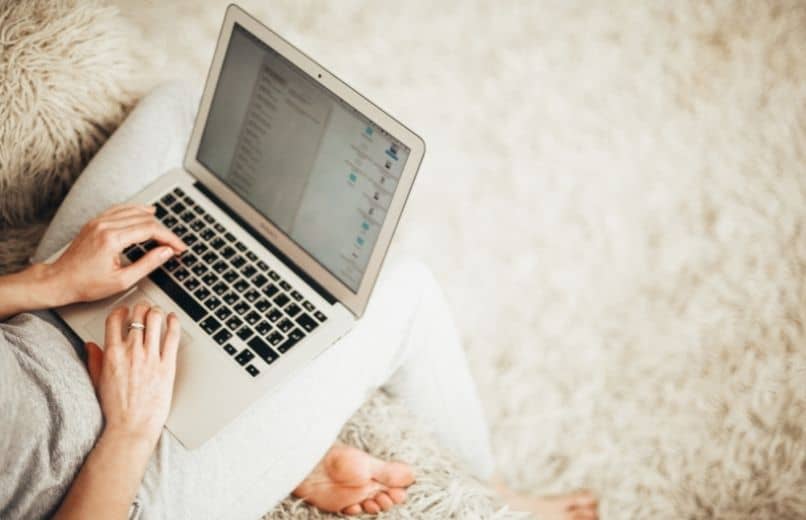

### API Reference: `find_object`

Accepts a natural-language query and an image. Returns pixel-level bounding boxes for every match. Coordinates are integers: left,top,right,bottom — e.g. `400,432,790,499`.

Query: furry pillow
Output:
0,0,141,273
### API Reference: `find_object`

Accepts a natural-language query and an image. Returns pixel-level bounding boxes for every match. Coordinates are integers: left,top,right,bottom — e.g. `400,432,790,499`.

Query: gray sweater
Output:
0,313,102,519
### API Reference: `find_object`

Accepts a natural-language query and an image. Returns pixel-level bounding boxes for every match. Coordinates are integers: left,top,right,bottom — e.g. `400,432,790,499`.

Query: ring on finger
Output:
127,321,146,332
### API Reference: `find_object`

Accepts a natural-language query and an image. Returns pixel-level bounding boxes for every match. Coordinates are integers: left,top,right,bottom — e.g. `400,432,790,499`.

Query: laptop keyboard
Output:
123,187,328,378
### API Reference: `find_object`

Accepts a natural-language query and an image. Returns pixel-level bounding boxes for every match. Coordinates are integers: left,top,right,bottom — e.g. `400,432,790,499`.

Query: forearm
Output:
54,429,156,520
0,263,66,320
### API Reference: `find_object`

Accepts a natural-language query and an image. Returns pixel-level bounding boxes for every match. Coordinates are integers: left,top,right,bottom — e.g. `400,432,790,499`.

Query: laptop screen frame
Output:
183,4,425,318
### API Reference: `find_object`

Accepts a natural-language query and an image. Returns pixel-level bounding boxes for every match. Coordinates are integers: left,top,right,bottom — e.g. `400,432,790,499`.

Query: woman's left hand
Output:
46,204,186,306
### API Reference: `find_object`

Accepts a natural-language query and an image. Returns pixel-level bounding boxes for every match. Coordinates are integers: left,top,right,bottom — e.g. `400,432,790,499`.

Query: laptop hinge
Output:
193,181,337,306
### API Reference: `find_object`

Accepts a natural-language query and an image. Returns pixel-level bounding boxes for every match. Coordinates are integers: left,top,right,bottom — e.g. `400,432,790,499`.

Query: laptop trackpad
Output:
83,289,187,347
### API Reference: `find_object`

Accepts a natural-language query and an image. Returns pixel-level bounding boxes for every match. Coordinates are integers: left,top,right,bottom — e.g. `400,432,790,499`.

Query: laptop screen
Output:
197,23,410,293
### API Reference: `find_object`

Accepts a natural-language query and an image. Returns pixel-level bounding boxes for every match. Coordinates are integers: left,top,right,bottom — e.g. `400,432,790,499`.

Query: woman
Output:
0,83,598,519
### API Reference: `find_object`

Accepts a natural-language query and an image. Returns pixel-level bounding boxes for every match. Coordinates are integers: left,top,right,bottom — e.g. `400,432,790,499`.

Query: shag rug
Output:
4,0,806,518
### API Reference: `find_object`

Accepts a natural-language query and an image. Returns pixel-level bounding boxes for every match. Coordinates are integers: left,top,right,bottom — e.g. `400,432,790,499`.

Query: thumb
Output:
121,246,175,286
85,342,103,390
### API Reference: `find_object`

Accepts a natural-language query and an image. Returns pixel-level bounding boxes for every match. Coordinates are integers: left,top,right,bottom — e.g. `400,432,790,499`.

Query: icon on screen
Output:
365,126,374,136
356,236,365,246
348,172,357,184
386,143,399,160
384,160,392,170
361,221,370,231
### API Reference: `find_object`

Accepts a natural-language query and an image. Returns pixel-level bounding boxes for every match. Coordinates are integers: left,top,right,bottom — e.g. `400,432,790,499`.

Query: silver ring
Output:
128,321,146,331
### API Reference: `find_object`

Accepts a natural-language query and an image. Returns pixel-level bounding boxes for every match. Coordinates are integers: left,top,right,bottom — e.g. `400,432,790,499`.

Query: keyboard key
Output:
192,242,209,255
257,260,269,271
245,364,260,377
142,239,158,251
172,225,187,237
244,289,260,302
181,254,198,267
200,228,215,241
233,301,250,315
302,300,315,312
161,193,176,206
231,255,246,269
240,265,257,278
126,247,145,262
194,287,211,301
273,293,290,307
183,277,200,292
212,260,228,274
210,237,226,250
314,310,328,322
224,232,236,242
223,292,239,305
204,214,214,224
181,210,195,223
267,331,283,346
233,279,249,292
149,268,207,322
226,316,243,331
191,263,207,277
255,299,271,312
190,220,205,232
213,329,232,345
252,274,268,288
221,246,236,259
245,311,261,325
234,348,255,366
295,313,318,332
262,283,279,298
174,268,189,282
246,251,258,262
268,270,280,281
171,201,186,214
267,308,282,323
201,316,221,334
173,187,184,197
290,290,303,301
193,204,204,214
204,296,222,311
202,251,219,264
279,280,291,291
247,336,279,364
154,203,167,219
212,282,229,296
223,270,238,283
285,303,301,317
164,258,180,272
278,328,303,353
183,195,194,205
214,223,226,233
236,326,253,341
201,272,219,286
223,343,237,355
215,306,232,321
277,318,293,333
256,320,272,336
235,241,247,252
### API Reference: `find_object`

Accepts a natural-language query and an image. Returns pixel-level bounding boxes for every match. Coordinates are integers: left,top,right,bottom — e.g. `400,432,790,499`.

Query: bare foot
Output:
293,442,415,515
495,480,598,520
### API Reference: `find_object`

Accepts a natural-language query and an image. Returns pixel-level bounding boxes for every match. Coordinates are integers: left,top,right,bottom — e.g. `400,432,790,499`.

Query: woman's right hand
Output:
85,303,181,447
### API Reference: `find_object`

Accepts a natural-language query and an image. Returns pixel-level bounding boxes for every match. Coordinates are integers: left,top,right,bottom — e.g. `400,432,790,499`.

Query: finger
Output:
127,302,150,347
119,246,175,287
104,306,128,347
161,312,181,369
144,306,164,358
114,220,186,253
85,342,103,390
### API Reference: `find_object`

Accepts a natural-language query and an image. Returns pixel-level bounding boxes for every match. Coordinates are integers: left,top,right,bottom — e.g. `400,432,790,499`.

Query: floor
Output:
112,1,806,517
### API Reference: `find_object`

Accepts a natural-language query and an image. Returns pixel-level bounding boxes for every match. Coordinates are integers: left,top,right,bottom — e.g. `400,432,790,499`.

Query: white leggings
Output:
34,82,494,519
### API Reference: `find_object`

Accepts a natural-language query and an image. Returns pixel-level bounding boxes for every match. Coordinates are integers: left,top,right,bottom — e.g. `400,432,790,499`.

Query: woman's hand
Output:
47,204,186,306
85,303,181,446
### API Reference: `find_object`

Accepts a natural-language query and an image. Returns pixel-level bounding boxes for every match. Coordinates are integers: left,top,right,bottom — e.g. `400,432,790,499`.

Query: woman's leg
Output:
136,258,494,519
33,81,198,263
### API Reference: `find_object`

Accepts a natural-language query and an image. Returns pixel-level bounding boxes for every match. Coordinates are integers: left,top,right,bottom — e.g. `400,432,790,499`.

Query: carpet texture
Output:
0,0,141,273
3,0,806,518
111,1,806,518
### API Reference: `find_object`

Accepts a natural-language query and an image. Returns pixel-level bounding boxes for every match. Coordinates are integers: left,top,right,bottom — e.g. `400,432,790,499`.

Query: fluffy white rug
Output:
107,0,806,517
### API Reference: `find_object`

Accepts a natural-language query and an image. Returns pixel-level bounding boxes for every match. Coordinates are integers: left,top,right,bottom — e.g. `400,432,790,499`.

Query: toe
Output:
341,504,363,516
362,499,381,514
387,487,407,504
374,492,394,511
568,490,597,509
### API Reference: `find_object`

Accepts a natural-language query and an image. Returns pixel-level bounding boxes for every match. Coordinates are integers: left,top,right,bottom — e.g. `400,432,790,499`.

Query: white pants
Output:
34,82,494,519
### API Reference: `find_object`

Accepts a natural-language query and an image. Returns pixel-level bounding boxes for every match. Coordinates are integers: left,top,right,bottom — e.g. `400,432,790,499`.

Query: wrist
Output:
27,262,74,308
99,426,159,462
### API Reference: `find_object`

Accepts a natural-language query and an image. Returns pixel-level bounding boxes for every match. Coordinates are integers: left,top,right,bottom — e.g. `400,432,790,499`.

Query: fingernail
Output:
160,247,173,259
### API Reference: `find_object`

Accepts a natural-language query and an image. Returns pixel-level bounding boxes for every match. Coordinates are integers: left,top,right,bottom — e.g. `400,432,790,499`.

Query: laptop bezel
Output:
183,4,425,318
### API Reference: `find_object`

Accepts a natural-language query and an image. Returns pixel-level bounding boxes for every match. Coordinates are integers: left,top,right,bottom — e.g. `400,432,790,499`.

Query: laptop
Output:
49,4,424,449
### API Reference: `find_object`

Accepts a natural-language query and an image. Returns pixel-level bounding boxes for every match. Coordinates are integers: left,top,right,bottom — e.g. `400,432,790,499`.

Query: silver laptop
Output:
50,4,424,449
